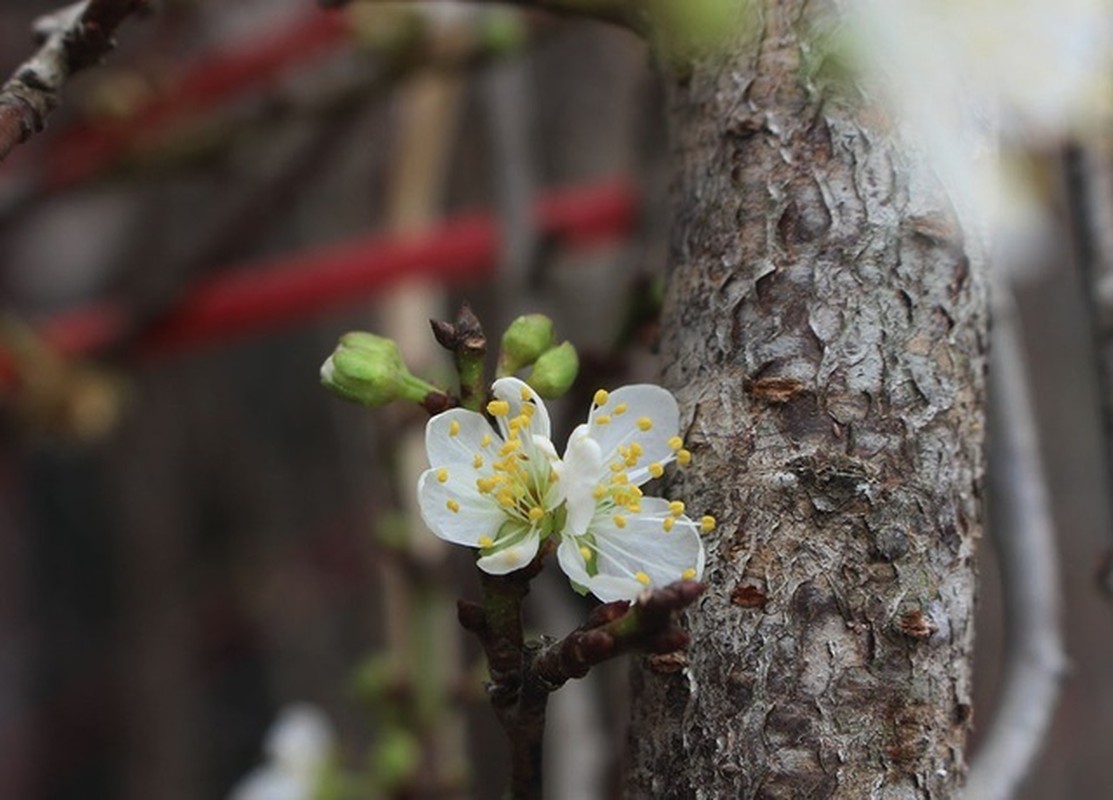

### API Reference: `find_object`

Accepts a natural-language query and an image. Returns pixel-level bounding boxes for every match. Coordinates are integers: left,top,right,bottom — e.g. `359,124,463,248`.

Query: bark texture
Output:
627,2,987,798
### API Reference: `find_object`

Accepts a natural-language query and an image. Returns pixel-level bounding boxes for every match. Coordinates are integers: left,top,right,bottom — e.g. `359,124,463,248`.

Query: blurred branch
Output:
319,0,647,33
1063,141,1113,597
0,0,146,164
965,286,1066,800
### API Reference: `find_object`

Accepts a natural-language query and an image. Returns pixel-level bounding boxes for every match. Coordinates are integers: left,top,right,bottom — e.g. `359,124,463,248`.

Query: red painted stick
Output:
13,177,636,372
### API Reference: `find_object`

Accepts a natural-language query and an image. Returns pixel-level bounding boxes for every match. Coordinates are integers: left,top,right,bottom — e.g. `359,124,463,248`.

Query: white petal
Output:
585,385,680,485
556,537,644,602
417,468,505,547
587,497,705,596
426,408,500,470
266,705,333,775
477,527,541,575
560,427,603,536
491,376,551,440
228,767,307,800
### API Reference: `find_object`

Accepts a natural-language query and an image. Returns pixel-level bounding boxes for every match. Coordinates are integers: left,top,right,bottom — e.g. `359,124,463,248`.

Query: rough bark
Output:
627,2,987,798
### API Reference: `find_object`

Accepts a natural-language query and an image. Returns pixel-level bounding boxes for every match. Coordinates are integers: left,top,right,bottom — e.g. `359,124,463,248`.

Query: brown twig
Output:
458,571,704,799
0,0,147,164
431,304,487,412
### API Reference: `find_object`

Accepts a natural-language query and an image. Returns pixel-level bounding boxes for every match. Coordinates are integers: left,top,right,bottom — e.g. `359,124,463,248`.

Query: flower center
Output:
477,399,559,534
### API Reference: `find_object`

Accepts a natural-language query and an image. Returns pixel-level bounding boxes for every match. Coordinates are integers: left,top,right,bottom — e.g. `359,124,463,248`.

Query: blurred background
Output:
0,1,1111,798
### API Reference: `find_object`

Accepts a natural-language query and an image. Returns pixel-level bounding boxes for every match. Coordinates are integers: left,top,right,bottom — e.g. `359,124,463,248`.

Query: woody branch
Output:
0,0,146,164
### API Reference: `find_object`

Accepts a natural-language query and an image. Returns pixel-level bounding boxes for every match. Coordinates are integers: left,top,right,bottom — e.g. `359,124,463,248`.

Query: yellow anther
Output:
631,486,643,497
648,462,665,479
478,536,494,548
613,514,628,528
497,490,515,507
509,417,524,432
611,472,629,485
613,403,628,415
481,433,492,448
499,439,521,456
681,568,697,580
677,449,693,466
609,462,624,473
635,571,651,586
630,442,644,457
701,515,717,533
487,400,511,417
528,506,545,523
446,499,460,513
436,468,449,483
593,389,609,406
449,420,461,437
663,517,676,533
476,478,497,494
579,546,592,561
627,503,642,513
667,436,683,451
550,469,560,482
521,403,535,417
637,417,653,431
593,484,607,500
473,454,485,469
669,500,685,516
520,386,533,401
595,415,612,426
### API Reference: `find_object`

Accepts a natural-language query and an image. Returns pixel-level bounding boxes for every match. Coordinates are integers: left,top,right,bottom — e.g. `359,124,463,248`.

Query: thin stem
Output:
965,286,1066,799
474,569,542,800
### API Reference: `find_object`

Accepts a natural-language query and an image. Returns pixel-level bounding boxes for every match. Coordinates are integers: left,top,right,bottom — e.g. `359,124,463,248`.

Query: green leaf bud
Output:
498,314,556,376
320,332,439,407
527,341,579,399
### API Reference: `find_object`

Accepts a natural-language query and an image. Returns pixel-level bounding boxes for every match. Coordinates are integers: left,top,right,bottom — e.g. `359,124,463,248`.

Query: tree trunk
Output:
628,2,987,797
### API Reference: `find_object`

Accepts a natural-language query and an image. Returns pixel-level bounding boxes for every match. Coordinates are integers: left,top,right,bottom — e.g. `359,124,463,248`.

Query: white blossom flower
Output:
417,376,564,575
417,378,711,601
845,0,1113,237
228,705,334,800
555,386,709,602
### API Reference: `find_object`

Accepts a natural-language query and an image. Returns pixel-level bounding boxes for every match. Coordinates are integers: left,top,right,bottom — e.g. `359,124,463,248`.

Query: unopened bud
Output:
320,332,438,407
499,314,556,375
527,341,578,399
373,728,421,789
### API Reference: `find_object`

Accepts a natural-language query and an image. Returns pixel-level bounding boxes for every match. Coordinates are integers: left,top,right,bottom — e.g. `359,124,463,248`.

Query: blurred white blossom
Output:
844,0,1113,235
228,705,334,800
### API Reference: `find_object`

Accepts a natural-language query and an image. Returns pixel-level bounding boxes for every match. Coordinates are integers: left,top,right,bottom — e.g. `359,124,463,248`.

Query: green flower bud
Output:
372,728,421,790
498,314,556,376
480,9,527,57
320,332,439,407
527,341,578,399
352,654,401,704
